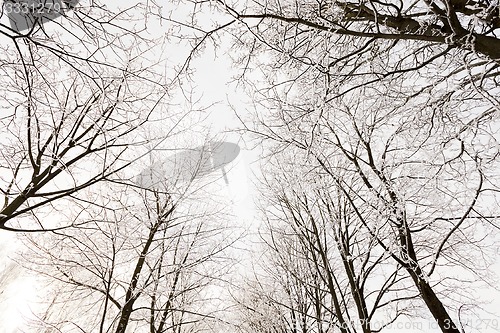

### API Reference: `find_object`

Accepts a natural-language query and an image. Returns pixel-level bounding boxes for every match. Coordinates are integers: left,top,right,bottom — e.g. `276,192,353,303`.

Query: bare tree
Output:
235,82,500,332
234,152,424,333
171,2,500,332
195,0,500,112
21,152,239,332
0,1,228,231
208,0,500,64
0,2,165,80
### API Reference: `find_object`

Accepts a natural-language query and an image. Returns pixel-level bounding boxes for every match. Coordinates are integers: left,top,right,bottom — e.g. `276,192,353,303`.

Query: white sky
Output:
0,1,498,333
0,2,262,331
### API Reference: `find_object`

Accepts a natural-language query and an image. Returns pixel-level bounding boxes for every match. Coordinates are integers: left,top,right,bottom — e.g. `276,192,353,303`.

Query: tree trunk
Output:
417,279,461,333
399,228,461,333
472,34,500,62
115,304,134,333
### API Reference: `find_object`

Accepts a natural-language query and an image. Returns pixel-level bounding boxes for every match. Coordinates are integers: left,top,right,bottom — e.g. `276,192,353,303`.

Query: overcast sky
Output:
0,2,499,333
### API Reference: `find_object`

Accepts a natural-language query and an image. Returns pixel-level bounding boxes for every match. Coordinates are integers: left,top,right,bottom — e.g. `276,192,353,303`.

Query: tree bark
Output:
399,228,461,333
